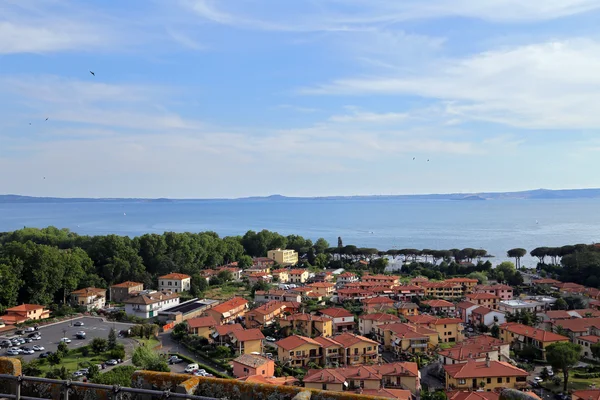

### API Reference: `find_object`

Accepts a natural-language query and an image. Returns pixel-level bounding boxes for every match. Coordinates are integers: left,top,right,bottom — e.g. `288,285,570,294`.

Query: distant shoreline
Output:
2,188,600,203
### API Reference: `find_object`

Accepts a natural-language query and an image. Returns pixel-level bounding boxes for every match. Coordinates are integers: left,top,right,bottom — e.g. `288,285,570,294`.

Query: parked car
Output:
20,347,34,355
105,359,118,366
168,356,183,364
39,352,52,359
74,321,84,327
25,327,36,333
31,335,41,341
75,331,86,339
6,349,20,356
534,377,543,383
24,338,32,343
15,330,24,335
72,371,84,378
265,336,276,342
60,338,72,344
184,364,199,373
32,345,45,351
546,368,554,377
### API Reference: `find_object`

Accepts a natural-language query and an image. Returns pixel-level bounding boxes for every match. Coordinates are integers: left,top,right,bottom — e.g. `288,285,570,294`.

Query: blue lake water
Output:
0,198,599,267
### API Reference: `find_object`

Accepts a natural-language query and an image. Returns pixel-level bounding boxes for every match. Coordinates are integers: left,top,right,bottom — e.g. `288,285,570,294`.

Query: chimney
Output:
485,354,490,368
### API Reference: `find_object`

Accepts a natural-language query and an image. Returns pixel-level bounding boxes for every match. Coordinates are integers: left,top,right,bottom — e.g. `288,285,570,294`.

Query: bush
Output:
93,366,136,386
574,372,600,378
109,345,126,360
80,346,90,357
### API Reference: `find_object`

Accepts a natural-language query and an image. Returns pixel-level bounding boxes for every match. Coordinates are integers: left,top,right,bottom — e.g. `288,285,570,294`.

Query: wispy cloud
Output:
166,28,206,50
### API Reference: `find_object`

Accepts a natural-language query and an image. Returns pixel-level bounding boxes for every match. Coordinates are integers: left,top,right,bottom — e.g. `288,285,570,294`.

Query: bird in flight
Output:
89,71,95,76
412,157,415,160
45,117,49,121
29,123,31,125
427,159,430,162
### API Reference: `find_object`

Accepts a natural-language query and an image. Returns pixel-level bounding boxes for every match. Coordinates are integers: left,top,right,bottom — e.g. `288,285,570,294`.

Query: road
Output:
159,332,229,375
1,316,134,361
420,362,445,391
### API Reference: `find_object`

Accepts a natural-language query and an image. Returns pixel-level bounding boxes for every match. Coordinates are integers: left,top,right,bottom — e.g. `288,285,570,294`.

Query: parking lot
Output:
1,317,134,361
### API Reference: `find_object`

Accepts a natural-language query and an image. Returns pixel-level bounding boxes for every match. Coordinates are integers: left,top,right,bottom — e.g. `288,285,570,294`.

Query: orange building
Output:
232,354,275,378
1,304,50,325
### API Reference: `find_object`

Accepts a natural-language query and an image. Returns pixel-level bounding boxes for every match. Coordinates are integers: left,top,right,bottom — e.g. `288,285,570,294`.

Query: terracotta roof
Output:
384,323,437,338
457,301,477,309
532,278,561,285
363,296,395,305
319,308,354,318
439,337,505,361
71,287,106,296
214,323,244,336
577,335,600,343
423,299,455,308
231,328,265,342
110,281,143,288
333,332,378,347
554,317,600,332
283,313,331,322
5,304,46,312
474,284,513,291
238,375,298,386
123,291,179,305
444,360,528,379
275,335,321,350
308,282,335,288
339,272,357,277
233,354,271,368
447,391,500,400
159,273,191,280
542,310,572,320
310,363,417,383
447,278,479,283
405,315,436,325
304,368,346,384
471,306,494,316
289,269,307,275
462,335,506,347
210,297,248,314
466,293,500,300
362,389,411,400
360,313,402,322
281,301,302,309
187,316,217,329
573,390,600,400
249,301,287,315
500,322,569,341
572,309,600,317
364,274,398,281
432,318,463,325
314,336,342,348
396,302,419,309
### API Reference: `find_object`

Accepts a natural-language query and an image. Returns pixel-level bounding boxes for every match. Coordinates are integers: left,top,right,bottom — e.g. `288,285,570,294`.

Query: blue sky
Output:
2,0,600,198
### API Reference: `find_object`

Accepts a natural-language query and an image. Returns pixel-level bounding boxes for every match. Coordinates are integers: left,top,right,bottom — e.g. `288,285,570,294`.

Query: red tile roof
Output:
360,313,402,322
249,301,287,315
554,317,600,333
319,308,354,318
211,297,248,314
304,368,346,384
444,360,528,379
111,281,143,288
456,301,477,309
432,318,463,325
214,323,244,336
314,336,343,348
501,322,570,341
471,306,493,316
405,315,436,325
233,354,271,368
5,304,46,312
532,278,561,285
363,296,395,305
573,390,600,400
466,293,499,300
231,328,265,342
447,391,500,400
283,314,332,323
275,335,321,350
332,332,378,347
187,316,217,329
577,335,600,343
308,282,335,288
423,299,455,308
71,287,106,296
362,388,412,400
159,273,191,280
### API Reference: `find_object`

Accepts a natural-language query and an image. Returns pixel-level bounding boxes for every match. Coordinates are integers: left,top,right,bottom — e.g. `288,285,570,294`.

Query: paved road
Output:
1,316,134,361
420,362,445,391
159,332,228,375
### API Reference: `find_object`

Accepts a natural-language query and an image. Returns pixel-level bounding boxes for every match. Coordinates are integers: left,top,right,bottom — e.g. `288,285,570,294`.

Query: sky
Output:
2,0,600,198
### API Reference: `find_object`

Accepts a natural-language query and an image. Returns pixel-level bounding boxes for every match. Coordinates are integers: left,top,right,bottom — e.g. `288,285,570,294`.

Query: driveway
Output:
1,317,134,362
159,332,228,375
420,362,445,391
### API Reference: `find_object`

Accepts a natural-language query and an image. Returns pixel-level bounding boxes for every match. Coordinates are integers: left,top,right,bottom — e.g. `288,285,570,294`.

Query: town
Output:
2,235,600,400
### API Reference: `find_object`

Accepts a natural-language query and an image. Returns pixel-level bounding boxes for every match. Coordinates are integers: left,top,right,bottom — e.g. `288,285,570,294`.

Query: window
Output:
497,378,502,383
506,378,510,383
243,367,249,373
486,378,491,384
168,282,172,286
322,384,327,390
262,370,265,375
296,351,301,355
458,379,466,385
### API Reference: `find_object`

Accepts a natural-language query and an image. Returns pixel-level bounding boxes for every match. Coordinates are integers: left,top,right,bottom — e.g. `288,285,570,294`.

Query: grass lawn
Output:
204,283,250,300
438,343,453,350
542,372,600,392
37,352,108,374
135,337,161,349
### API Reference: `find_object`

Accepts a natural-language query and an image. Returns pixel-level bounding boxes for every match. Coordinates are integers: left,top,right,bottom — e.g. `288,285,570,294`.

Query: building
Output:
247,272,272,286
254,290,302,304
446,278,479,292
431,318,465,344
288,269,309,284
466,293,499,310
158,273,191,293
186,316,218,338
362,296,395,313
313,271,335,283
363,275,400,286
551,317,600,339
271,269,290,283
575,335,600,359
232,354,275,379
213,324,244,346
246,301,288,329
333,333,380,366
267,249,298,266
498,299,545,314
359,313,403,336
438,336,510,365
457,301,479,323
318,308,356,333
469,307,506,328
275,335,322,368
419,281,465,300
422,299,456,315
70,287,106,311
1,304,50,325
252,257,275,269
205,297,249,325
314,336,345,367
229,328,265,355
474,284,513,300
337,272,359,285
573,390,600,400
376,323,438,354
443,359,528,391
304,362,420,395
123,291,180,319
109,281,144,302
499,322,569,359
446,391,540,400
157,298,219,324
280,313,333,338
393,285,426,302
395,302,419,317
308,282,336,297
217,265,243,281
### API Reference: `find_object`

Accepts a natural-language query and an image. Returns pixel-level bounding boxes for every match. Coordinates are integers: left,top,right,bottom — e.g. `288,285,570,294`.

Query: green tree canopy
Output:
546,341,582,392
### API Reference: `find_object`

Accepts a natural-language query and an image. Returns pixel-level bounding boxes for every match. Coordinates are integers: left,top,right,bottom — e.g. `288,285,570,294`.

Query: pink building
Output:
473,284,513,300
232,354,275,378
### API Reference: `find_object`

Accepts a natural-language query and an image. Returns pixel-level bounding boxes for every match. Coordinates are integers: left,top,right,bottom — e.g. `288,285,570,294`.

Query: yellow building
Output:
446,278,479,292
499,322,569,360
280,313,333,337
396,302,419,317
206,297,249,325
431,318,465,344
333,333,380,366
186,316,217,339
380,323,438,354
245,300,287,329
288,269,309,284
308,282,336,297
444,360,528,391
271,269,290,283
267,249,299,266
230,328,264,355
275,335,322,368
466,293,500,310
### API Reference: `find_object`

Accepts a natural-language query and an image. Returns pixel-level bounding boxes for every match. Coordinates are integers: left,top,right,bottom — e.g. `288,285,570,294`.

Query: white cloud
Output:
302,39,600,129
328,110,409,124
166,28,206,50
182,0,600,31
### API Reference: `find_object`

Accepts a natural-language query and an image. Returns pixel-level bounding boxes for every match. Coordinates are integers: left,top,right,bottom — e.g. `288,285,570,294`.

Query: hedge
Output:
167,353,230,379
574,372,600,379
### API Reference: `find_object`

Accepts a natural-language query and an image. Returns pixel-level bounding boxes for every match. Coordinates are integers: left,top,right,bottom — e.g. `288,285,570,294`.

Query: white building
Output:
498,299,545,314
123,291,180,319
336,272,359,285
158,273,191,293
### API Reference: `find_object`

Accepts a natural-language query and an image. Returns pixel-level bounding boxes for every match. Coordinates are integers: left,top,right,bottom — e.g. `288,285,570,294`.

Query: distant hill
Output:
2,188,600,203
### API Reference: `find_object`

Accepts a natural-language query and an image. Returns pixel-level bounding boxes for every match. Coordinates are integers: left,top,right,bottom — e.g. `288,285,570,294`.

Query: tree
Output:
314,253,329,269
22,360,42,376
490,324,500,339
87,364,100,380
314,238,330,254
507,248,527,269
57,341,69,356
467,272,488,284
554,298,568,310
91,337,108,354
238,255,253,268
591,342,600,360
217,269,233,283
371,257,389,274
546,341,582,392
132,345,169,372
47,352,62,366
93,366,136,386
554,325,570,338
108,328,117,350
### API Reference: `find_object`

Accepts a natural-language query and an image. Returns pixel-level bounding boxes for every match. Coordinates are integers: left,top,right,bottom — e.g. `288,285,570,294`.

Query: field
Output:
204,283,250,300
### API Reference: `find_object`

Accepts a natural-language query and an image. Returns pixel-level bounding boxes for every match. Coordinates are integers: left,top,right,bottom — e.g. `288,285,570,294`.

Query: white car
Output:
74,321,84,327
32,345,45,351
6,349,20,356
72,371,84,377
25,327,36,333
21,348,34,354
265,336,276,342
31,335,41,341
534,377,543,383
105,359,118,366
546,368,554,377
60,338,72,344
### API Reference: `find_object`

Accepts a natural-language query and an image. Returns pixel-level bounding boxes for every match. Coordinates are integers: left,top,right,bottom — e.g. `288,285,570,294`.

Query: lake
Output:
1,198,599,267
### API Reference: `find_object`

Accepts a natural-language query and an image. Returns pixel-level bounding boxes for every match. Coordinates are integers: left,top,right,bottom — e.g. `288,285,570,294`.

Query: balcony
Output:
410,343,428,348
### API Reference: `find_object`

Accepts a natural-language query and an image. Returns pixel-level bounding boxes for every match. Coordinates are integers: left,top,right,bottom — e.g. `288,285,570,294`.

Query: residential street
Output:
158,332,229,375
